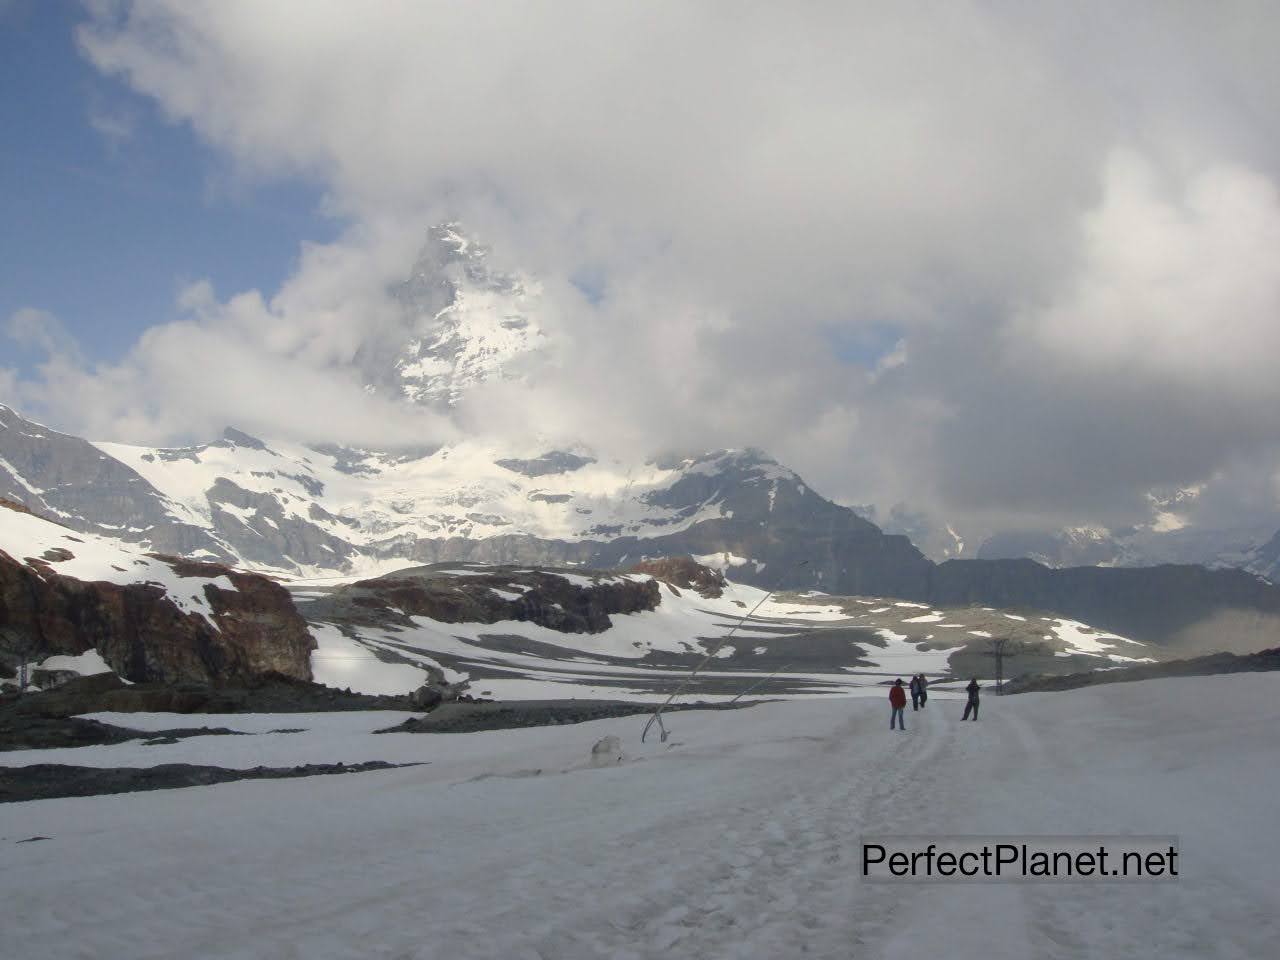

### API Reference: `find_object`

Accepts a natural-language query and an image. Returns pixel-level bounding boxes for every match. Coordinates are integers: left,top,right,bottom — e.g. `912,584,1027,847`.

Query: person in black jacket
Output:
917,673,928,708
961,678,980,720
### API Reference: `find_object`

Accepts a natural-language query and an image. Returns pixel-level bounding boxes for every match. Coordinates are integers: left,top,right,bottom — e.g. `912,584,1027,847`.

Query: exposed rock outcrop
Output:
495,451,596,477
324,565,662,634
1,672,411,719
0,550,315,685
0,760,414,803
0,497,35,517
629,556,726,598
0,404,231,559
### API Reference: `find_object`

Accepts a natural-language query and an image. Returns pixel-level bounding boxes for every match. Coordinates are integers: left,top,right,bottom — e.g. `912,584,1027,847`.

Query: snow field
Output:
305,579,970,700
3,674,1278,959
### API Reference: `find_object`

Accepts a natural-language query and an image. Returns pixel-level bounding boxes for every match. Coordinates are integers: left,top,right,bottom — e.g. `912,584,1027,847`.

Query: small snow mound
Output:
590,735,624,767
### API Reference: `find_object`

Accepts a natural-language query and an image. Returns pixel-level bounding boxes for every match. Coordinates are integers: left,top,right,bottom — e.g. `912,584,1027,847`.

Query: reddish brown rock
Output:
0,497,35,516
629,556,727,599
0,550,315,685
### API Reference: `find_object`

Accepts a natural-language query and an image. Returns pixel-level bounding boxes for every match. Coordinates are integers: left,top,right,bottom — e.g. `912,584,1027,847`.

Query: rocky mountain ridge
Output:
5,402,1280,651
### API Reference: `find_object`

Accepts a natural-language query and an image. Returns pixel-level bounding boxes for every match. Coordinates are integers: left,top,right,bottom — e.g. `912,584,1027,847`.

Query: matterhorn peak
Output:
360,223,547,409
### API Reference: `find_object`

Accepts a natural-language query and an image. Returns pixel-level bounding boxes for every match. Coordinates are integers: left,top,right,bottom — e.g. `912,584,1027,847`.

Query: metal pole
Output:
642,560,808,742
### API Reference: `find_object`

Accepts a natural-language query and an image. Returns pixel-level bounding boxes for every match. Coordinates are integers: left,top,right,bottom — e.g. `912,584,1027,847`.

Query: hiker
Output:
889,678,907,730
918,674,928,708
909,674,921,711
961,678,980,721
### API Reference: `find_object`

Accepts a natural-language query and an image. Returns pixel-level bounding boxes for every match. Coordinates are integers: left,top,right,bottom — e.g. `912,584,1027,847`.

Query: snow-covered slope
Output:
4,674,1277,959
89,428,774,576
0,404,227,559
292,567,1153,700
9,397,1280,652
365,223,547,406
0,501,235,624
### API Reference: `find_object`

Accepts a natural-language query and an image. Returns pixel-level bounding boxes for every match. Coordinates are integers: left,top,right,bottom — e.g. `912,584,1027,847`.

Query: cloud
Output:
9,0,1278,542
6,224,456,448
86,95,138,149
1016,151,1280,402
7,307,84,362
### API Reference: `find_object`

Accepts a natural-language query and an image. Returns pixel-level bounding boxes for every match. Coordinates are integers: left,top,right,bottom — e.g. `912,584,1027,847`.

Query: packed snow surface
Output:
2,674,1277,958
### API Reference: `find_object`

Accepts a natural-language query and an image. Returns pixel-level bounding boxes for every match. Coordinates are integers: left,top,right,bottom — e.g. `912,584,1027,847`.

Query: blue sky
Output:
0,0,339,375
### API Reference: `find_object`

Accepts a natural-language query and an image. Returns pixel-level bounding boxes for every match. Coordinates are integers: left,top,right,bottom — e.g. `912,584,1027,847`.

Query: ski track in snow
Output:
3,676,1277,959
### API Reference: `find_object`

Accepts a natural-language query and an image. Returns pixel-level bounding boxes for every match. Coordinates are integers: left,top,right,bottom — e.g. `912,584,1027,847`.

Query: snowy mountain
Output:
0,396,935,593
5,224,1280,654
1,484,1152,699
8,396,1280,651
882,486,1280,584
978,519,1280,583
361,223,546,407
854,503,970,561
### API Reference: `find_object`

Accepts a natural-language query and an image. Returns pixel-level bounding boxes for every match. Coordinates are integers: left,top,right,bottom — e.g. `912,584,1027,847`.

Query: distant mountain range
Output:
3,225,1280,655
856,497,1280,584
977,521,1280,584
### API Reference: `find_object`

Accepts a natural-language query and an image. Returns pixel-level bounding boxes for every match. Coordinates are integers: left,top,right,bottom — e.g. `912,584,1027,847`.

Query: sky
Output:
0,1,343,371
4,0,1280,549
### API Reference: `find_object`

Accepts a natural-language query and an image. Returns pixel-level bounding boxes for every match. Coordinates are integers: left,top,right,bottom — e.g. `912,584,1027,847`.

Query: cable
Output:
641,558,811,742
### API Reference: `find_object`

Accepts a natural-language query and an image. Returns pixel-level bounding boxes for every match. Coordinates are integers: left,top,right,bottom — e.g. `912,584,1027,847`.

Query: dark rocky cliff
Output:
0,549,315,685
307,564,661,635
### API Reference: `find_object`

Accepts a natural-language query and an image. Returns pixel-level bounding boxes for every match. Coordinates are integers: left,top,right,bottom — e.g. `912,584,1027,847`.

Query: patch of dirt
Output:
0,760,421,803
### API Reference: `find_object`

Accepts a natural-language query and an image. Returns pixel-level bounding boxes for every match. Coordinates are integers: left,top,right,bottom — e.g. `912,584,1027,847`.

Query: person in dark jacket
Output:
889,679,907,730
909,674,921,711
917,674,929,708
961,678,980,720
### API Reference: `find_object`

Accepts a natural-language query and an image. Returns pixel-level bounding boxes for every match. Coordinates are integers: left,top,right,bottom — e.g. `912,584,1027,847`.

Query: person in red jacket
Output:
889,678,907,730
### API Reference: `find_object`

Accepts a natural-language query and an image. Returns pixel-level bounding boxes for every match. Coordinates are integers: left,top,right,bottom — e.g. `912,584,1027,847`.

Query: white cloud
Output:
7,224,456,448
7,307,84,362
1015,150,1280,402
86,95,138,148
4,0,1275,542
